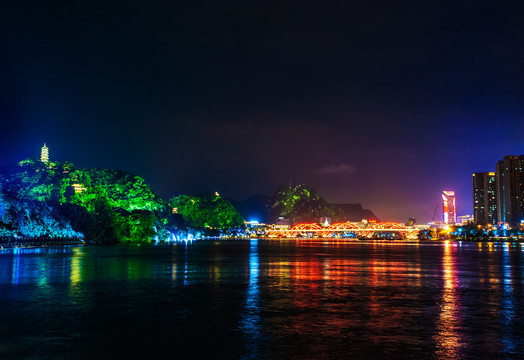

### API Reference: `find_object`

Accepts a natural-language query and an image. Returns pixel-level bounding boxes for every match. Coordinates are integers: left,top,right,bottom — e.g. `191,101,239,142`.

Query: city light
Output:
442,191,456,225
265,221,419,239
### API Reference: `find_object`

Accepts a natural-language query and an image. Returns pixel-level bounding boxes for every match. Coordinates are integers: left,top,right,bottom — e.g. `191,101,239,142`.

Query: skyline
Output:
9,142,523,225
2,1,524,222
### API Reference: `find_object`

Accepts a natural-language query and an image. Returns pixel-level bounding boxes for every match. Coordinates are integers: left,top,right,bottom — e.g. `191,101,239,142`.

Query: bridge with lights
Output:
264,222,420,239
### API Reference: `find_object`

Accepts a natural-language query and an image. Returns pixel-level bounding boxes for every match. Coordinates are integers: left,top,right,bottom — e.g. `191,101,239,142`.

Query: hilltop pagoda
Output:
40,143,49,163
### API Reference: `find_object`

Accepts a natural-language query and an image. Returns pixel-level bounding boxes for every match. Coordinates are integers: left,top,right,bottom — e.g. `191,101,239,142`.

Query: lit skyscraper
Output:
442,191,456,224
495,155,524,226
472,172,497,225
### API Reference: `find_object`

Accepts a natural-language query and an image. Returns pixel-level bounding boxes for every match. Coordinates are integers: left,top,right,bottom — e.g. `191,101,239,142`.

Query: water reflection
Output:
240,239,262,359
1,240,524,359
69,247,83,302
184,242,189,286
11,253,20,285
7,247,77,286
434,242,463,359
501,242,516,354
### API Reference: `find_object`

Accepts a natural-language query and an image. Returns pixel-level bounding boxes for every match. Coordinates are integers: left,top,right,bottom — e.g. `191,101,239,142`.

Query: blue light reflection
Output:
501,245,516,354
240,239,263,359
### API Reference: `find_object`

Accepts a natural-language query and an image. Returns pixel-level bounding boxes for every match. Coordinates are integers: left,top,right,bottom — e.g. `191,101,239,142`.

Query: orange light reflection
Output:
434,242,463,359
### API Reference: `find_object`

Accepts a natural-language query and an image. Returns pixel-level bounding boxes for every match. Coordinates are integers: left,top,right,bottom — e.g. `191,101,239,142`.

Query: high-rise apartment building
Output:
442,191,456,224
472,172,497,225
495,155,524,226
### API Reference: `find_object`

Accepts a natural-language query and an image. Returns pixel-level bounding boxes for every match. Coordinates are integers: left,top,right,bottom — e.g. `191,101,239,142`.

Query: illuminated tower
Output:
472,172,497,225
442,191,456,224
40,143,49,163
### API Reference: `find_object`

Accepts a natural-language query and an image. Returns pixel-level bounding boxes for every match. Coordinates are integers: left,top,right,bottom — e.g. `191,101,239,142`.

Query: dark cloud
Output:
317,163,357,176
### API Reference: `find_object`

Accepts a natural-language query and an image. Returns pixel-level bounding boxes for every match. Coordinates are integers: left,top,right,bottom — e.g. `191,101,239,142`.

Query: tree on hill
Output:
0,158,167,242
0,197,81,238
269,184,347,224
84,168,166,212
170,193,244,229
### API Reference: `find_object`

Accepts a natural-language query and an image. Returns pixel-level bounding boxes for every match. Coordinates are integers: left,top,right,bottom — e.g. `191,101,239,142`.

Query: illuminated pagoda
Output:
442,190,456,225
40,143,49,163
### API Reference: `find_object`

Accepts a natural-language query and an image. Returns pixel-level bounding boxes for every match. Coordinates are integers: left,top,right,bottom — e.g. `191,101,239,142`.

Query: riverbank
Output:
0,237,84,249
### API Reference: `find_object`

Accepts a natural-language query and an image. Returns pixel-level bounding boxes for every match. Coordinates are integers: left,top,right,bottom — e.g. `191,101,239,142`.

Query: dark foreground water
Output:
0,239,523,359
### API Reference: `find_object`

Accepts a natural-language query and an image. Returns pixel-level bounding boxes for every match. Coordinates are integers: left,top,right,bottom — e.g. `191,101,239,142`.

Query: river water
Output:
0,239,523,359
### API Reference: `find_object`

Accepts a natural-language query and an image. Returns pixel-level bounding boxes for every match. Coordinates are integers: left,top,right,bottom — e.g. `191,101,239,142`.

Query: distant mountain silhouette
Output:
332,203,380,222
231,185,379,225
267,184,347,224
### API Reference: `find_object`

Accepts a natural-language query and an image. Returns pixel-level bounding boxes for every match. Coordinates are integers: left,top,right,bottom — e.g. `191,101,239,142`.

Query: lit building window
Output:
72,183,87,193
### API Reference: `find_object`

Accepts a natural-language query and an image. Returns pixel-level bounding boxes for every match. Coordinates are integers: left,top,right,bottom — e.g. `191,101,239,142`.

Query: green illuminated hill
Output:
83,168,165,212
3,158,165,210
268,184,379,224
0,157,245,243
0,158,167,243
268,184,347,224
170,193,244,229
0,156,377,242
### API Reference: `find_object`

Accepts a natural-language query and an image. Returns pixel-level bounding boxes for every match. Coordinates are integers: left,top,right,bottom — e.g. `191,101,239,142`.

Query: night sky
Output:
1,1,523,222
